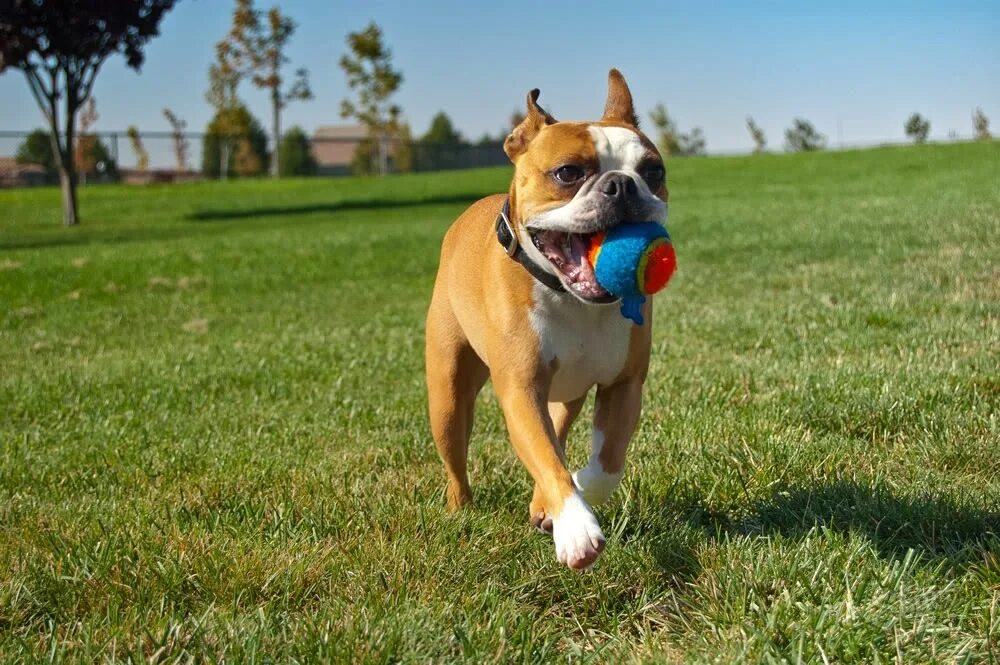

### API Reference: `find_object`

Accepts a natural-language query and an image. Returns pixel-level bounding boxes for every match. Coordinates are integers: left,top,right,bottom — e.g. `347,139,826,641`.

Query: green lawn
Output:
1,142,999,662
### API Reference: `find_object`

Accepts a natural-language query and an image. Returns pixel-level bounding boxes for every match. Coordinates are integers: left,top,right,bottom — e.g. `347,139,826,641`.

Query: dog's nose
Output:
599,172,638,202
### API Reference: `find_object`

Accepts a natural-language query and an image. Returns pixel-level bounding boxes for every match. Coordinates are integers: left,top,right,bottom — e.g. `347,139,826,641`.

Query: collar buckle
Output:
498,208,519,257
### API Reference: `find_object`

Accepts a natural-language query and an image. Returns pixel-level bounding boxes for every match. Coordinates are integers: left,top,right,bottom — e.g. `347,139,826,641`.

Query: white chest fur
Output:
529,285,633,402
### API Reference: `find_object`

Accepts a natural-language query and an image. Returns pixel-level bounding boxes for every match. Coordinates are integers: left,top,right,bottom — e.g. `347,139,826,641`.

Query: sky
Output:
1,0,998,162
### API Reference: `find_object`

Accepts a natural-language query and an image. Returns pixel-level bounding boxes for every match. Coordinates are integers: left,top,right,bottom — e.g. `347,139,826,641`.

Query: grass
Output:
1,141,999,662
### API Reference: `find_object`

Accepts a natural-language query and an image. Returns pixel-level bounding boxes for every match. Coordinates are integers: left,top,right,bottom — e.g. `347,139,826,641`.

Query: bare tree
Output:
205,46,243,180
75,98,99,182
221,0,312,178
163,109,189,171
746,117,767,153
0,1,177,225
127,126,149,172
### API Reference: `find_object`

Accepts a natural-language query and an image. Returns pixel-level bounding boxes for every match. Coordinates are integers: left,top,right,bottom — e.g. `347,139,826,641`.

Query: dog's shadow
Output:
660,480,999,569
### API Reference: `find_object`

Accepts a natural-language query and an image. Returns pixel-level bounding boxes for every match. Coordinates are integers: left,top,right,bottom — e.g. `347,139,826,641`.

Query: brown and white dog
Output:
425,70,668,570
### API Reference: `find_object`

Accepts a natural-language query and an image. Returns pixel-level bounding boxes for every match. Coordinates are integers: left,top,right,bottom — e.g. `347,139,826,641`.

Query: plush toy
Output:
587,222,676,325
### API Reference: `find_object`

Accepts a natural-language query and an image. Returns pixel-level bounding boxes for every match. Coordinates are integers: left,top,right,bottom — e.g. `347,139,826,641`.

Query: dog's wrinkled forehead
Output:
587,125,656,174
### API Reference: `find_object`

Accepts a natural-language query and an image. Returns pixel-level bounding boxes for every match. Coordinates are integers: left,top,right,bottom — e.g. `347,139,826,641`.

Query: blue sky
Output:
1,0,998,156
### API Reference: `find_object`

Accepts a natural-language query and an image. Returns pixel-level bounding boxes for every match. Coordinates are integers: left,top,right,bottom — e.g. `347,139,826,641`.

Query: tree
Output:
15,129,56,177
417,111,466,171
973,108,991,140
0,1,177,225
277,126,316,176
784,118,826,152
746,117,767,153
422,111,463,144
74,97,100,181
648,103,680,157
220,0,311,178
127,126,149,171
202,104,268,178
163,109,189,171
904,113,930,144
392,122,414,174
339,22,404,176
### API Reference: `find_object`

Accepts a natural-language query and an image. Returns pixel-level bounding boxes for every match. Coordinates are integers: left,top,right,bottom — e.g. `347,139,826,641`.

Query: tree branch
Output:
22,67,54,125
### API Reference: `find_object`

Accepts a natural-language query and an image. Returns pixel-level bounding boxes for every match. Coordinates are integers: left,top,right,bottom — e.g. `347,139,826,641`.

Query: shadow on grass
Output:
679,480,999,567
1,192,495,251
186,192,491,222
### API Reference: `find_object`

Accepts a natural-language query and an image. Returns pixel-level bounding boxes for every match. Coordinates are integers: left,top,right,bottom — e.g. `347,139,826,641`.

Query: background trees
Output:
904,113,931,144
15,129,56,179
339,22,404,176
785,118,826,152
0,0,176,225
202,105,269,178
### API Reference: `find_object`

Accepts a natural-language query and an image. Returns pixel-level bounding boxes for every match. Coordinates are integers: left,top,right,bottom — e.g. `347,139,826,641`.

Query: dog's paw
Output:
552,493,605,570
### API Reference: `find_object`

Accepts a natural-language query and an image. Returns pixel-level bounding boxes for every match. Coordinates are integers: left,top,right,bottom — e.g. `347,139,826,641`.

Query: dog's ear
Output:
601,68,638,127
504,88,556,161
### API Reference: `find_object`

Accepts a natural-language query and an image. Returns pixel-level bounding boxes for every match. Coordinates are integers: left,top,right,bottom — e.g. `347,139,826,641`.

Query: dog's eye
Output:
553,165,585,185
643,165,665,187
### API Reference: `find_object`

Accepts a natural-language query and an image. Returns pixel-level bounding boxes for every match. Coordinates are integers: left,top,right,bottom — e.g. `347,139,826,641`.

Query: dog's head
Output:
504,69,668,302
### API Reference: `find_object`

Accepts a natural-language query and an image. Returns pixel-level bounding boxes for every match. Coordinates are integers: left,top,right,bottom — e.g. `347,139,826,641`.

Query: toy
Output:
587,222,676,325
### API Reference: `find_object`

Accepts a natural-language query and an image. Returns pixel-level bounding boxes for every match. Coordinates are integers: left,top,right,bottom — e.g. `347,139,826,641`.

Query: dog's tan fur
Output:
425,70,666,569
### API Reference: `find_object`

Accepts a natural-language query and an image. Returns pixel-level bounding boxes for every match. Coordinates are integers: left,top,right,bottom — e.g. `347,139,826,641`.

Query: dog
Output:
425,69,668,569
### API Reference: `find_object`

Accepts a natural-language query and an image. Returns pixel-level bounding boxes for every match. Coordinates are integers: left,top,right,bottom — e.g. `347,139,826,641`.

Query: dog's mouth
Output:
529,229,616,302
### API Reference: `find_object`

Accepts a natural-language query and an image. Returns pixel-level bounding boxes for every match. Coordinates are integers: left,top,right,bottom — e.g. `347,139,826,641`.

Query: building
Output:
0,157,49,188
311,125,367,176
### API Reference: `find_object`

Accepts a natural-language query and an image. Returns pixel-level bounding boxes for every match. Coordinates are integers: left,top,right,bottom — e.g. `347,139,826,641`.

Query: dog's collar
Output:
495,198,567,293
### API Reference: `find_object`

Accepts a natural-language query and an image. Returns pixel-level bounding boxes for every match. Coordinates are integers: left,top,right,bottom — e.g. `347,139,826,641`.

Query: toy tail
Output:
620,295,646,325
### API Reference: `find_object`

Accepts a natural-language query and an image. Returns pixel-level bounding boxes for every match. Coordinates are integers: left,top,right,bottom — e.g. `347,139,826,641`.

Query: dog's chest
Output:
529,287,633,402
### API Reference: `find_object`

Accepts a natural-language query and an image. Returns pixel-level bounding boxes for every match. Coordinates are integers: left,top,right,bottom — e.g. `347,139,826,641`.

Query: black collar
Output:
495,198,566,293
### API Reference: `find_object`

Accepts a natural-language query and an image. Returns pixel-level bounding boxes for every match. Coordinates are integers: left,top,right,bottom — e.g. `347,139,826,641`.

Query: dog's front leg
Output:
573,376,644,506
493,374,605,570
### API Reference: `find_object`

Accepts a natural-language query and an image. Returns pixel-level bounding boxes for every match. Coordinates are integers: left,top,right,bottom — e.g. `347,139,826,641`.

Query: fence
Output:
0,129,512,188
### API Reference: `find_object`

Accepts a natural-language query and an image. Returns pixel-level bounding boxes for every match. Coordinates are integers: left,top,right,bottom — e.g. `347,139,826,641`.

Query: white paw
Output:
552,492,605,570
573,462,623,506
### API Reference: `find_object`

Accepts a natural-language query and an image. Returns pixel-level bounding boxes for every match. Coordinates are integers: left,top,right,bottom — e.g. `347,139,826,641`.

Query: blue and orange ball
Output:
587,222,676,324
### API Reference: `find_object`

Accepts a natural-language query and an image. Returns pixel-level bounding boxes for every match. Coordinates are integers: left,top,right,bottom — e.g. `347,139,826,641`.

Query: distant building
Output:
311,125,367,175
0,157,49,188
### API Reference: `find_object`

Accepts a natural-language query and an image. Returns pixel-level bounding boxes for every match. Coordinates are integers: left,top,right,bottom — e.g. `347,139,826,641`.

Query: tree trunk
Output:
44,93,79,226
220,140,230,180
58,167,79,226
271,89,280,178
63,89,80,226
